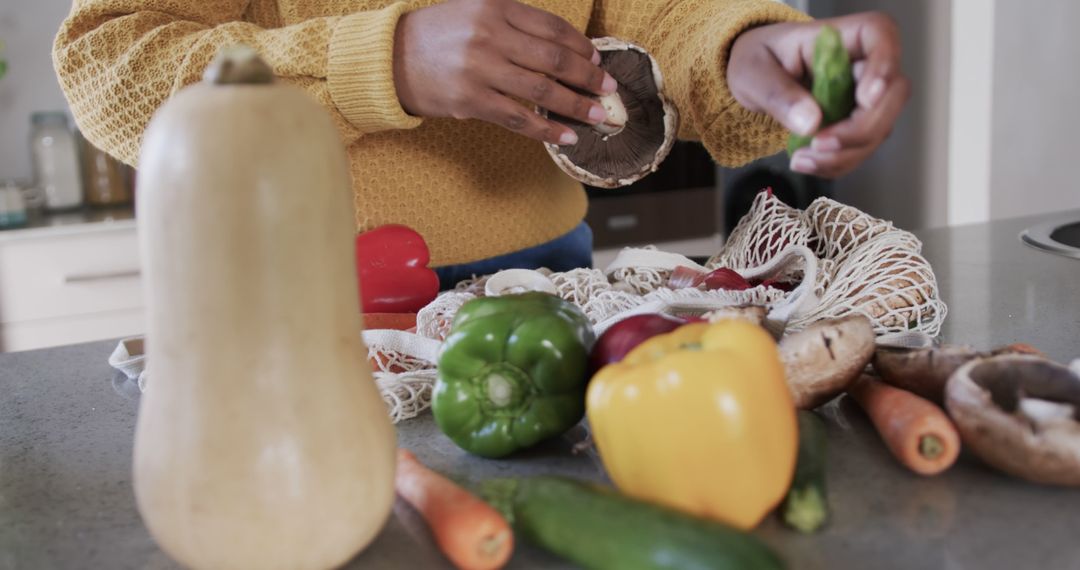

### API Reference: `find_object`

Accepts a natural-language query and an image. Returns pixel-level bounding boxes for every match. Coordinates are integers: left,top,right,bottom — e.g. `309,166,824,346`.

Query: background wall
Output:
0,0,73,183
825,0,1080,229
988,0,1080,220
819,0,952,230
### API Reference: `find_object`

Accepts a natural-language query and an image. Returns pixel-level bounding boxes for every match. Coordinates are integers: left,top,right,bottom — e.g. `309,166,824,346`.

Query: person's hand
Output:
727,12,910,178
393,0,617,145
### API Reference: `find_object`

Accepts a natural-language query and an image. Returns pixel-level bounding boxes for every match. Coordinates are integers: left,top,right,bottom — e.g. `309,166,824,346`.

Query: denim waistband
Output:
434,222,594,290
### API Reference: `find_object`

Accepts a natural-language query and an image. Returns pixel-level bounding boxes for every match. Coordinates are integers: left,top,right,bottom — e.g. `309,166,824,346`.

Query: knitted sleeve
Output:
588,0,811,167
53,0,421,166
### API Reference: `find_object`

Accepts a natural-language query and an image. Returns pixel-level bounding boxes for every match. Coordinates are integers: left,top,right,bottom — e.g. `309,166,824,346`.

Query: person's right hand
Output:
393,0,617,145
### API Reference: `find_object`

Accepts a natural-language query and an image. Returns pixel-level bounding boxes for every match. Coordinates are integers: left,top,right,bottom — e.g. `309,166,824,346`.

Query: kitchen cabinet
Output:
586,141,722,249
0,210,143,352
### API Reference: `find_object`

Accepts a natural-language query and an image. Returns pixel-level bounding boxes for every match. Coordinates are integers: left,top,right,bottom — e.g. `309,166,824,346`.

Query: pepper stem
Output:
479,363,531,411
487,374,514,408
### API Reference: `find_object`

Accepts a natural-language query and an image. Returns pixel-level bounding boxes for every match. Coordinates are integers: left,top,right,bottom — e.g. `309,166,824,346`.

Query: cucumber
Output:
787,25,856,155
781,410,829,533
481,476,784,570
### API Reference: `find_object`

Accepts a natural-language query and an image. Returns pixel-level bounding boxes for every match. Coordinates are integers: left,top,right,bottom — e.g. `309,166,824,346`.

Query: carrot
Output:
848,374,961,476
395,449,514,570
362,312,418,331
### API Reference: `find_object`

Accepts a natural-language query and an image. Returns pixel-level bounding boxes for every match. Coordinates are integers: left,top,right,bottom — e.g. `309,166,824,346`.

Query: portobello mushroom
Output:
542,37,678,188
780,314,875,409
875,342,1047,405
946,355,1080,486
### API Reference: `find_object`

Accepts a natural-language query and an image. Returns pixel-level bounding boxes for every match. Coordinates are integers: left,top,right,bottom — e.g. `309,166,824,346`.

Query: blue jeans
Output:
435,222,594,290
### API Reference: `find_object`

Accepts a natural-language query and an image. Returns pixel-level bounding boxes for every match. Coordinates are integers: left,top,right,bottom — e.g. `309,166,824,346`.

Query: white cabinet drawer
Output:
0,224,143,324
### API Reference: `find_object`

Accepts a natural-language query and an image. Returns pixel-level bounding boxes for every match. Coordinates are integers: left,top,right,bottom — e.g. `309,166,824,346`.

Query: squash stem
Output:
203,45,274,85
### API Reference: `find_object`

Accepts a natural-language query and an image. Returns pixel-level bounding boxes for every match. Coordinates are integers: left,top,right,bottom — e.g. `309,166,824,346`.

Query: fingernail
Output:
601,73,618,95
789,100,819,136
591,50,601,65
559,130,578,145
790,154,817,173
588,105,607,123
812,136,841,152
853,61,866,81
865,78,885,106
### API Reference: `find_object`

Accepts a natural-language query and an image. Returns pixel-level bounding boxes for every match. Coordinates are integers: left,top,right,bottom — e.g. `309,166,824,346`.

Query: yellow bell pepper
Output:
586,319,798,530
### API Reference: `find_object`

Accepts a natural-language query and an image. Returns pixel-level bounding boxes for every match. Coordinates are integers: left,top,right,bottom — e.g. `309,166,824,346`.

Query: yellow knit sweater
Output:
54,0,805,266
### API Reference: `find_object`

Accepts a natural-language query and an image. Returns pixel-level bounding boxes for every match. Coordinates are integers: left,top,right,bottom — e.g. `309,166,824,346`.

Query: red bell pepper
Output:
355,225,440,314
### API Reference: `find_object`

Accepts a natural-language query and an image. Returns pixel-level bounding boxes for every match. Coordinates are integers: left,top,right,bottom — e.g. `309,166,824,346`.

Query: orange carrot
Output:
848,374,961,476
395,449,513,570
368,351,408,374
362,312,418,331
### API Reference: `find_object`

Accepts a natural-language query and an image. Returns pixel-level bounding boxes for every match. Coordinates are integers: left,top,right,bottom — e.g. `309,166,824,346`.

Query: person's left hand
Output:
726,12,910,178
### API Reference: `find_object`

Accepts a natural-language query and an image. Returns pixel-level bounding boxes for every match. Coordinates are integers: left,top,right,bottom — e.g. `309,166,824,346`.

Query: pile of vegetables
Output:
412,289,840,569
139,42,1079,570
406,282,1080,570
411,276,1080,570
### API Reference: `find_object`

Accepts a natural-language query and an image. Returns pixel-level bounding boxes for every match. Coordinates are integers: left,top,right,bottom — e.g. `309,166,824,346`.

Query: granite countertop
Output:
2,211,1079,570
0,205,135,243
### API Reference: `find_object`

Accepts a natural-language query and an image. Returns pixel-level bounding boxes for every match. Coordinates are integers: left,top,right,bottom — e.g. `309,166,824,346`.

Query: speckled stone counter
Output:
2,212,1079,570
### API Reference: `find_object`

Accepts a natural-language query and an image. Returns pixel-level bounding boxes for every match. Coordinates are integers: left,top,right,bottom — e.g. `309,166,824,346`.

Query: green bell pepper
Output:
433,292,595,458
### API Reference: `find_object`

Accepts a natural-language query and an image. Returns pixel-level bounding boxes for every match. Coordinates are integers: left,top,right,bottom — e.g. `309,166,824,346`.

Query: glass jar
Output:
0,180,28,229
30,112,84,211
78,131,131,207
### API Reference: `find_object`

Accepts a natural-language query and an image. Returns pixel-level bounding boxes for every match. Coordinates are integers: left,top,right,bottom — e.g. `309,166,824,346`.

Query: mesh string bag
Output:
120,191,951,423
355,192,947,421
711,189,813,279
708,192,947,336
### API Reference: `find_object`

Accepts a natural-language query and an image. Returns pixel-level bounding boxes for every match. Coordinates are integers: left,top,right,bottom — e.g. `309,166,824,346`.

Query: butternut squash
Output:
133,47,396,569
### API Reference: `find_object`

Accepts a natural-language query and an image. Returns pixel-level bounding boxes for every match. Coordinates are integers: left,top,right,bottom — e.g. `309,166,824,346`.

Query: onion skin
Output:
588,314,690,376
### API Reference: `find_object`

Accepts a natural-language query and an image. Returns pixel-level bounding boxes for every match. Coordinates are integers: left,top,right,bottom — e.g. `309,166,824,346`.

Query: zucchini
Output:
481,476,784,570
781,410,829,533
787,25,856,155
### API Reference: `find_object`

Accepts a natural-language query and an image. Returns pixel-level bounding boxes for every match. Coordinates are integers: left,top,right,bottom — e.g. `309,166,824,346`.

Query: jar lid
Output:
0,179,25,191
0,185,27,208
31,112,70,127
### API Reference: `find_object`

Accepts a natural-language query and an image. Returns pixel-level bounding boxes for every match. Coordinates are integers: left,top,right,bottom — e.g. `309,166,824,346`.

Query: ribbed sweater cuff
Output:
328,3,422,133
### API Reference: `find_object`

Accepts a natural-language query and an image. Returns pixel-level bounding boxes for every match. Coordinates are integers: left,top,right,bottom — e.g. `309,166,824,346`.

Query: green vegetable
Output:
482,476,785,570
433,292,594,458
781,410,829,533
787,25,856,155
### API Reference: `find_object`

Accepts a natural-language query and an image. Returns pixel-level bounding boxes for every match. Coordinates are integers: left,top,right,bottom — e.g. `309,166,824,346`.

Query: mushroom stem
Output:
593,92,628,136
919,434,944,460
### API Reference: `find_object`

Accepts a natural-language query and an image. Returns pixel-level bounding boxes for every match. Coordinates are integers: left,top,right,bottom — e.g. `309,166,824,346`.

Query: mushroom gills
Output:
548,48,666,179
542,39,678,188
1018,398,1078,431
968,358,1080,420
